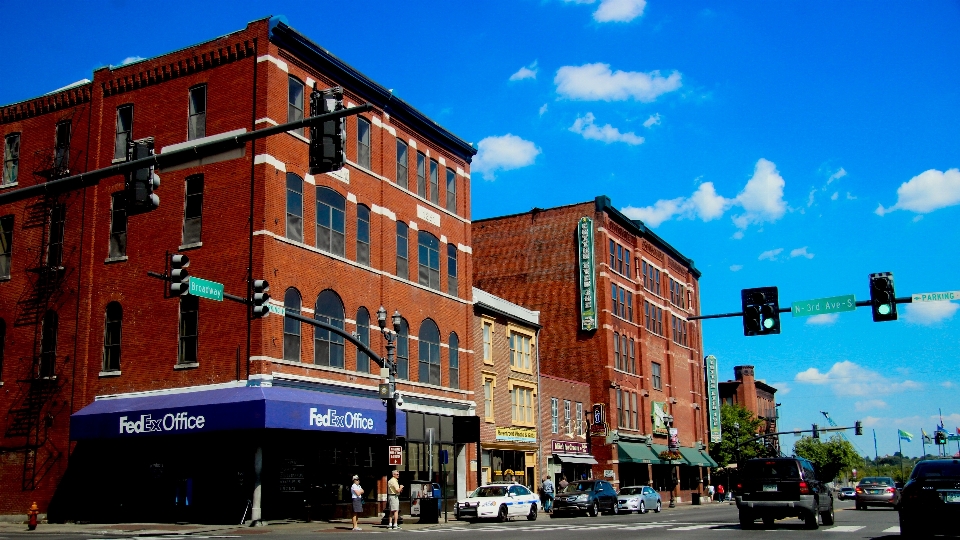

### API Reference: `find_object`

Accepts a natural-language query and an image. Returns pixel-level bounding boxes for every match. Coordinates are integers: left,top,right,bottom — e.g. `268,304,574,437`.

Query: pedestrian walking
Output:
707,484,715,502
558,476,569,492
717,484,725,502
387,470,404,529
350,475,364,531
541,475,555,513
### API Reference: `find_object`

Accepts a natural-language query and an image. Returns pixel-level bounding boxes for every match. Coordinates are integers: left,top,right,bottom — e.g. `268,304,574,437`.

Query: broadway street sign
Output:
791,294,855,317
188,276,224,302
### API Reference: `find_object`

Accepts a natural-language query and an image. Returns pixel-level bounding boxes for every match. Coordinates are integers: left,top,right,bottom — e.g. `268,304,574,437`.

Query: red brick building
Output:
0,17,476,522
718,365,780,453
473,197,716,502
539,374,595,485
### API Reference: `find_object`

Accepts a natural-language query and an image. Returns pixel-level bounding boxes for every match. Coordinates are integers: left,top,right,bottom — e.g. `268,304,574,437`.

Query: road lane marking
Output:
826,526,865,532
882,526,900,533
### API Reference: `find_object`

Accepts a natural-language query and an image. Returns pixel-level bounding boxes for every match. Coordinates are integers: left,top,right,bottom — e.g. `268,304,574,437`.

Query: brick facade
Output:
718,365,779,453
0,17,477,520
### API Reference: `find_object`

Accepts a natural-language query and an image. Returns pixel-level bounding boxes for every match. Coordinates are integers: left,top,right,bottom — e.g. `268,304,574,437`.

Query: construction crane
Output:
821,411,868,456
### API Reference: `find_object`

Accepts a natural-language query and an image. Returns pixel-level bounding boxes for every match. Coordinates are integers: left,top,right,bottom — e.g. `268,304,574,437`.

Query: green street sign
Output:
791,294,856,317
188,276,224,301
267,303,286,316
911,291,960,302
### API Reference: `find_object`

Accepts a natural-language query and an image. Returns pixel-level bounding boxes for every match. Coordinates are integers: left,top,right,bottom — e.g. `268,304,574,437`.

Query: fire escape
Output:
5,141,73,490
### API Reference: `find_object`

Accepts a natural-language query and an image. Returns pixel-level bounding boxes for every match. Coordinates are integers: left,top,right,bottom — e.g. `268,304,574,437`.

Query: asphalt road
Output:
0,500,906,540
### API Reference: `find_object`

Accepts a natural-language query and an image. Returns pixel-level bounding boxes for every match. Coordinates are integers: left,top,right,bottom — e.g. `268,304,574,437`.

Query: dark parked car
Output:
837,487,856,500
898,459,960,537
552,480,619,517
736,457,835,529
855,476,899,509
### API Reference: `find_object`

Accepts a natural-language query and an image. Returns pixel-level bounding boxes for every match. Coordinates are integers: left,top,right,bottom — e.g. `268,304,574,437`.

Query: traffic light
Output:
812,424,819,439
309,86,345,175
855,421,863,436
252,279,270,319
935,431,947,445
869,272,898,322
125,137,160,213
741,286,781,336
170,255,190,296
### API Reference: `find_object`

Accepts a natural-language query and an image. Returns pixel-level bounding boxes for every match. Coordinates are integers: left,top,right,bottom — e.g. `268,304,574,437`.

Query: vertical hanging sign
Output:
577,217,597,331
705,355,722,444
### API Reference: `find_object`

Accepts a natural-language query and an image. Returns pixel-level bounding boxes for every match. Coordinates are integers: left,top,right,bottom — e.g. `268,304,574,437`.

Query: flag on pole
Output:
922,429,933,443
898,429,914,442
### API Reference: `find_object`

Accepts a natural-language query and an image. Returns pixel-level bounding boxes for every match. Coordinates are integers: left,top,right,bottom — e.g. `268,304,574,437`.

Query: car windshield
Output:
911,462,960,481
565,481,596,492
858,477,894,486
619,487,642,495
745,461,800,479
473,486,507,497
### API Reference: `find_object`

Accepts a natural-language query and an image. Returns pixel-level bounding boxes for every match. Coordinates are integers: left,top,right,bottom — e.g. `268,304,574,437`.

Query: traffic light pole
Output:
0,103,373,206
688,297,914,321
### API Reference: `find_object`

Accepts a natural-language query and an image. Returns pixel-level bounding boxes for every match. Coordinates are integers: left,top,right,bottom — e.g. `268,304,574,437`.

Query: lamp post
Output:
377,307,402,450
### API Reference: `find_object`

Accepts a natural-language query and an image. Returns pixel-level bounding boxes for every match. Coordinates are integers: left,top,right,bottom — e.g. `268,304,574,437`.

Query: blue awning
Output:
70,386,406,440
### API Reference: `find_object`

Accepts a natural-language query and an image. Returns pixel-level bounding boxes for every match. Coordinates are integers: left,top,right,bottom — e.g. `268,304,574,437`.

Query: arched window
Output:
284,288,302,362
102,302,122,372
316,186,345,256
449,332,459,389
356,307,370,373
356,205,370,266
393,318,409,380
417,231,440,290
39,310,58,378
447,243,458,296
288,76,304,135
315,290,345,368
286,173,303,242
418,319,440,386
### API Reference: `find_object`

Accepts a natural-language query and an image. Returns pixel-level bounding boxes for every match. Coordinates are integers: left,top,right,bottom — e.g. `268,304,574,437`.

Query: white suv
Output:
456,483,541,522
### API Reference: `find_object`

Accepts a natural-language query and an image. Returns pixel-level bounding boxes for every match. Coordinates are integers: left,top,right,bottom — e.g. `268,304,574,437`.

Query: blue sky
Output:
4,0,958,458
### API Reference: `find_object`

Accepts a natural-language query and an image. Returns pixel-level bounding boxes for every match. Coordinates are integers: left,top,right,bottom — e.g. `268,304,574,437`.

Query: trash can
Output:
692,493,701,505
418,495,439,524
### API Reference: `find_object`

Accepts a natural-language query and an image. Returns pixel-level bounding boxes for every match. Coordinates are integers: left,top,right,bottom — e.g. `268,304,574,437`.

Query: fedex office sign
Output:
119,412,206,434
309,407,374,431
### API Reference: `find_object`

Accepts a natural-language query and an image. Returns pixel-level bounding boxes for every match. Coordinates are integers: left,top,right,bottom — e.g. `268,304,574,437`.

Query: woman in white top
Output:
351,475,364,531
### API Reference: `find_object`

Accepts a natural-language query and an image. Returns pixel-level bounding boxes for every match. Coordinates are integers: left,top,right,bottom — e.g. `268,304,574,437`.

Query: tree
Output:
794,434,862,482
710,405,766,467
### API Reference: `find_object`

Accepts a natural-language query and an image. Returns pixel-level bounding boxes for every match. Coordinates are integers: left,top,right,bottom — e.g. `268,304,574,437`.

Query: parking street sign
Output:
912,291,960,302
389,445,403,466
188,276,224,301
791,294,855,317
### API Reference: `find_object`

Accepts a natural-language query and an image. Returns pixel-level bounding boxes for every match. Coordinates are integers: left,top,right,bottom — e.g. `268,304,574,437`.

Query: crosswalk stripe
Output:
669,524,718,530
826,526,865,532
882,526,901,533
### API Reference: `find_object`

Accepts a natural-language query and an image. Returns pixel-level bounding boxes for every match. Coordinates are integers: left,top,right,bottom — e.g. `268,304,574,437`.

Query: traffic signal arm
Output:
687,297,913,321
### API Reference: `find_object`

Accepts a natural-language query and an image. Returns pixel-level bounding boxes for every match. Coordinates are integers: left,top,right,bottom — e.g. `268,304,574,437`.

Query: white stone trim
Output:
408,139,417,149
255,117,279,126
440,235,448,244
304,174,316,185
409,221,419,231
372,204,396,221
417,205,441,227
254,154,286,172
346,192,358,204
257,55,288,72
306,77,316,88
458,243,472,254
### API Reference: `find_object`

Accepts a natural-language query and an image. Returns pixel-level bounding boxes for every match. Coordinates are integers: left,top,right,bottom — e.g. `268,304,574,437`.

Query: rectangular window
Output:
286,174,303,242
629,338,636,374
416,152,426,198
613,332,620,370
55,121,71,174
446,168,456,213
652,362,662,390
429,159,439,204
178,295,199,364
624,250,630,278
563,400,572,434
357,117,371,169
47,205,65,268
482,321,493,364
447,243,458,296
631,392,638,430
0,215,12,279
617,245,624,274
182,175,203,245
108,192,127,259
357,205,370,266
609,239,616,269
627,293,633,321
188,85,206,140
551,397,559,434
576,402,584,436
449,341,459,390
114,106,133,160
511,385,534,425
619,287,626,318
617,388,624,427
484,378,494,420
396,139,408,189
3,133,19,185
509,332,532,371
396,221,408,279
417,232,440,290
288,77,304,135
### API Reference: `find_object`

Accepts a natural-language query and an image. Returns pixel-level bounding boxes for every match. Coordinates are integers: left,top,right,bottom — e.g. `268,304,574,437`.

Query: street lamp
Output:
377,306,402,450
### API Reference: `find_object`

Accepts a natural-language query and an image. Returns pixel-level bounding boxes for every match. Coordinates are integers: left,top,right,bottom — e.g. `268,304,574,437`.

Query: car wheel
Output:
588,502,599,517
497,505,508,523
762,516,775,528
611,502,620,515
804,510,819,530
654,500,662,513
527,504,538,521
739,511,754,530
821,504,835,526
639,500,646,514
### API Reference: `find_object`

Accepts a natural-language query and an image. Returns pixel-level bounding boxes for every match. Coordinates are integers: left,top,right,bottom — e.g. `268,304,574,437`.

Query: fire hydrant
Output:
27,502,39,530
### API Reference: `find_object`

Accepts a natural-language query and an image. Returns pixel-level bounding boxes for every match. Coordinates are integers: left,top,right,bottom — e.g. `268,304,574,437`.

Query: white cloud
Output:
471,134,541,180
876,168,960,215
902,301,959,325
772,382,791,395
794,360,922,397
830,192,839,201
855,399,888,412
593,0,647,22
621,182,730,226
827,167,847,185
570,113,644,145
942,381,955,389
731,158,787,230
643,113,661,128
509,61,538,81
732,231,744,240
806,313,838,325
539,103,549,116
554,63,682,102
729,264,743,272
622,197,684,227
758,248,783,261
790,246,814,259
116,56,145,67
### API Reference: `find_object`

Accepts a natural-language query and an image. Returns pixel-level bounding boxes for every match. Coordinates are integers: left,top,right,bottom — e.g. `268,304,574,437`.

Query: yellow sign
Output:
496,427,537,443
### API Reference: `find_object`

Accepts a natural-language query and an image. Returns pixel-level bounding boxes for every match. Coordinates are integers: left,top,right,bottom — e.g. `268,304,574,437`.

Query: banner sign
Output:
652,401,668,435
668,427,680,452
577,217,598,331
495,426,537,443
705,355,722,443
552,440,588,454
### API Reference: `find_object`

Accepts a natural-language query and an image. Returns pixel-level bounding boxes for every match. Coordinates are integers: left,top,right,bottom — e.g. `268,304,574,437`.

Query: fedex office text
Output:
119,412,206,434
309,407,374,430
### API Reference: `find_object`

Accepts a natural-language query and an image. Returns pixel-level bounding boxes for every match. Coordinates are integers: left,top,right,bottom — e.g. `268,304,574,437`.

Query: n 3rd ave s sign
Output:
791,294,856,317
912,291,960,302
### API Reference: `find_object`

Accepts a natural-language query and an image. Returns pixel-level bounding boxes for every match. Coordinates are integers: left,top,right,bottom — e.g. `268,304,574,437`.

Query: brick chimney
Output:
734,365,759,417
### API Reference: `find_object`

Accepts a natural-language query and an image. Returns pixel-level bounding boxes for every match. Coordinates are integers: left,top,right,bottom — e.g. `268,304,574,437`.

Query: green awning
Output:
617,442,661,464
700,450,719,468
650,444,670,463
679,447,708,466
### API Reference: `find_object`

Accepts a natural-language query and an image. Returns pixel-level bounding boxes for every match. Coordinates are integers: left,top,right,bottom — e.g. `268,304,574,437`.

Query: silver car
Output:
855,477,900,509
617,485,662,514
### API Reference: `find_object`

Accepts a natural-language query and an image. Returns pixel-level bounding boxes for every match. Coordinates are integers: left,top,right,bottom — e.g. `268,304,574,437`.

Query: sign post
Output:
388,445,403,466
